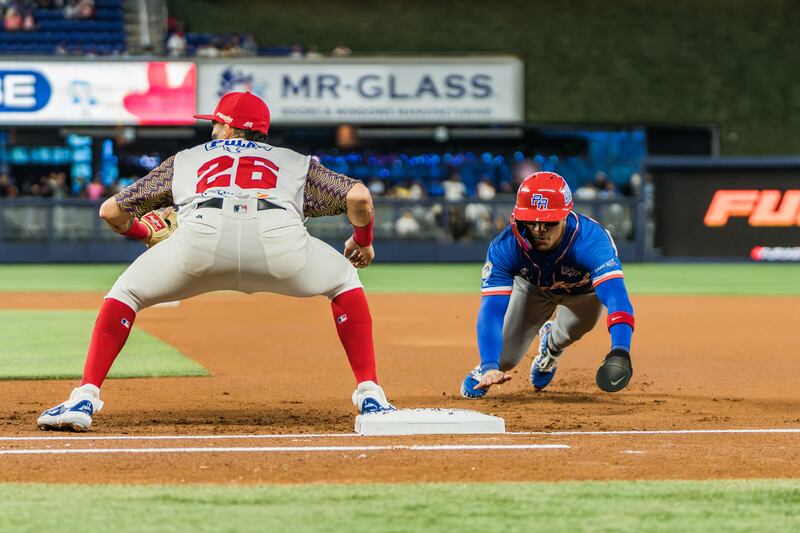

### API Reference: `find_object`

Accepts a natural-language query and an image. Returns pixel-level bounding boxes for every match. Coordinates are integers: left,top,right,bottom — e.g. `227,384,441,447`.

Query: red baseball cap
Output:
194,91,270,134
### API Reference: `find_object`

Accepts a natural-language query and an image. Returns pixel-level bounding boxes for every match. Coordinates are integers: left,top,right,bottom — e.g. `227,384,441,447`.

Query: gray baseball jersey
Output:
107,139,361,311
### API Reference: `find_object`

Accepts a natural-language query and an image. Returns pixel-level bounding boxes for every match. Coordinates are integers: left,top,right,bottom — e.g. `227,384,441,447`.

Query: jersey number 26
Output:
195,155,279,194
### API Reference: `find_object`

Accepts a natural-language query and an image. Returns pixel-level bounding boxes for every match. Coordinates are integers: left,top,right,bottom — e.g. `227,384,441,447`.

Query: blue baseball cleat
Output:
460,366,488,399
531,321,562,390
352,381,396,414
37,384,104,432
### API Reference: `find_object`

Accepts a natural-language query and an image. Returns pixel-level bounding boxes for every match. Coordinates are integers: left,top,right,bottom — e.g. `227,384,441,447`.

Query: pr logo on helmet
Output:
531,194,549,209
561,185,573,205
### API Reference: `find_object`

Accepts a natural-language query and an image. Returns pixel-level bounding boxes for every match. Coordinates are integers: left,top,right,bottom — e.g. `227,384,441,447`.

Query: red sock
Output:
331,288,378,384
80,298,137,387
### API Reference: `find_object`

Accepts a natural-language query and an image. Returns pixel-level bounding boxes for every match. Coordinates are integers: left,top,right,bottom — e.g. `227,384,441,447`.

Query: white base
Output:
355,408,505,436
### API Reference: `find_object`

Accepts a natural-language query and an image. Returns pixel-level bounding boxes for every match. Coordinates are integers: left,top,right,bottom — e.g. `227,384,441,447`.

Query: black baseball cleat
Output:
596,349,633,392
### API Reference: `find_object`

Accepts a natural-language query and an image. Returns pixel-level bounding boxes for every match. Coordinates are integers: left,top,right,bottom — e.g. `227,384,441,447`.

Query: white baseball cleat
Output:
530,321,563,390
37,384,104,432
352,380,396,414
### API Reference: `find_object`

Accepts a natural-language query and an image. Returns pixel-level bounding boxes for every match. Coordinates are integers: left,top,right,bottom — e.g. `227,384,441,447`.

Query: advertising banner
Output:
197,58,524,124
0,61,196,125
650,159,800,259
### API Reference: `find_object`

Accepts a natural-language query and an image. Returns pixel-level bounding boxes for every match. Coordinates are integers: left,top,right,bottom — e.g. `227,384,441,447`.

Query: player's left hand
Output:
474,369,512,390
344,236,375,268
595,348,633,392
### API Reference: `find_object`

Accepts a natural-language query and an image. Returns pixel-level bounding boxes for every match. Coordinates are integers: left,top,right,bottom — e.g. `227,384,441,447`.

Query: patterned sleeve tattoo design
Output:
114,156,176,218
303,159,360,218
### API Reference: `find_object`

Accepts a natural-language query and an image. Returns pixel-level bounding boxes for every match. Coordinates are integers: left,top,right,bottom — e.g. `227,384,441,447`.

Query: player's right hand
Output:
344,236,375,268
474,369,512,390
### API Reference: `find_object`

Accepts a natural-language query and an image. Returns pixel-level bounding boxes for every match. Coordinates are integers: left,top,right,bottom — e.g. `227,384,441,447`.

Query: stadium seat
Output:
0,3,127,56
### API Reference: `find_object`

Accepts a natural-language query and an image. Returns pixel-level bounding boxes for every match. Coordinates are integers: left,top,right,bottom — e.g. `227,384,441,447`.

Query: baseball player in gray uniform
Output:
38,92,394,432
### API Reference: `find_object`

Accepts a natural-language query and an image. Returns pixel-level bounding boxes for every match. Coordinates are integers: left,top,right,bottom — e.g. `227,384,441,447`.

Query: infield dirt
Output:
1,292,798,484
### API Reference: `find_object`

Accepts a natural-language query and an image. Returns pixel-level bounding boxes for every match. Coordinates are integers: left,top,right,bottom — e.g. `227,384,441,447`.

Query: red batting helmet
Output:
512,172,573,222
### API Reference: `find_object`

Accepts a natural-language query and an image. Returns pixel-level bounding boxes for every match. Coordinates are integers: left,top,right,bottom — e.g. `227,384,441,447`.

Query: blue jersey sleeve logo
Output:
481,261,493,281
480,229,519,295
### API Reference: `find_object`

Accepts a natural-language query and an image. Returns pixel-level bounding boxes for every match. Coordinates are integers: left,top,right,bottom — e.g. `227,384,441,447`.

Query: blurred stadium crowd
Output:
0,1,360,59
0,152,645,202
164,15,351,59
1,0,124,55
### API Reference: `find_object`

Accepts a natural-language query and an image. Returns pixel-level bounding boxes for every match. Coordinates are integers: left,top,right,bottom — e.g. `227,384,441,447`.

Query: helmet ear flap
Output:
509,214,532,253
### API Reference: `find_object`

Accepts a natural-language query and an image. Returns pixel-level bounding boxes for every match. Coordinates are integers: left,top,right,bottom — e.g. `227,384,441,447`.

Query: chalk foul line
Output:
2,427,799,442
0,433,360,442
508,428,800,436
0,444,569,456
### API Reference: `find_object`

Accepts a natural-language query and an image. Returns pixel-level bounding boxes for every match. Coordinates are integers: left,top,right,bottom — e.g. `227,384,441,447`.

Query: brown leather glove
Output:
141,208,178,248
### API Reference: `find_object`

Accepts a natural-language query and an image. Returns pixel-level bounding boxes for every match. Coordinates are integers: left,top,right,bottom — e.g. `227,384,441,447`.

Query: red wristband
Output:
607,311,635,331
122,218,149,240
353,216,374,247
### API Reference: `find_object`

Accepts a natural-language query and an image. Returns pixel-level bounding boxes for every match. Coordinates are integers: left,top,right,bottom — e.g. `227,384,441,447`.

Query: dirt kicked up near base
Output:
1,292,798,484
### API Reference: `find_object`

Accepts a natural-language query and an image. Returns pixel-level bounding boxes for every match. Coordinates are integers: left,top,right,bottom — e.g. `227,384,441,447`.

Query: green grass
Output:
358,263,800,295
0,310,207,380
1,480,799,532
616,263,800,296
1,263,799,296
0,264,126,292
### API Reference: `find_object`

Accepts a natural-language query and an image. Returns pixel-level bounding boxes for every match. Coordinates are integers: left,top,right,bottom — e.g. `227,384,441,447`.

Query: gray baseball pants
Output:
106,197,362,312
498,276,604,370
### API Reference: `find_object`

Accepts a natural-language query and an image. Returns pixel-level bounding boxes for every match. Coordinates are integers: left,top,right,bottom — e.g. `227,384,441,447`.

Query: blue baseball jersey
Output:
481,212,624,296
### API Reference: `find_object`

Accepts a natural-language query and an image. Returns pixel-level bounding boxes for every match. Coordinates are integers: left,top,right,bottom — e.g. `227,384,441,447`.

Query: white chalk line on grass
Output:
0,444,569,456
2,427,799,442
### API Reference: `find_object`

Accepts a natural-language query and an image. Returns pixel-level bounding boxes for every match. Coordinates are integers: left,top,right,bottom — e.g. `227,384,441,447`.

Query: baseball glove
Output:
141,208,178,248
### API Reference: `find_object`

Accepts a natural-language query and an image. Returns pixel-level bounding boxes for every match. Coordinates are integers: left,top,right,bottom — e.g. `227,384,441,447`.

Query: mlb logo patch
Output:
120,318,130,329
337,314,348,324
234,204,248,214
531,194,549,209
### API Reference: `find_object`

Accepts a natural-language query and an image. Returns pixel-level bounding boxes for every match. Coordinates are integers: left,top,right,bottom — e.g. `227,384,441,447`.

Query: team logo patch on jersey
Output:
531,194,549,209
560,265,582,277
481,261,493,280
